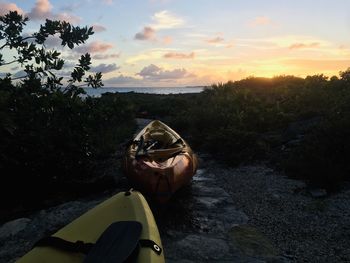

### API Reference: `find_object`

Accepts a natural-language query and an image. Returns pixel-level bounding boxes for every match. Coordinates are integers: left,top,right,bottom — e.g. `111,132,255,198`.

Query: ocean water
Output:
83,86,205,97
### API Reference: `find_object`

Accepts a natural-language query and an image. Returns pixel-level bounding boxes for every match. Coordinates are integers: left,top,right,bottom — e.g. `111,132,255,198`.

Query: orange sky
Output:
1,0,350,86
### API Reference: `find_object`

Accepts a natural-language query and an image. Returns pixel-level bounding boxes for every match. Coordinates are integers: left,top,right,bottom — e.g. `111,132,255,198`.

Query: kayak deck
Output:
17,191,164,263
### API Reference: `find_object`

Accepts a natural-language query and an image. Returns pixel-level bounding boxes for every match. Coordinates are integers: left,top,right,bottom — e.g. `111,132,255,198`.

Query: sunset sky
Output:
1,0,350,87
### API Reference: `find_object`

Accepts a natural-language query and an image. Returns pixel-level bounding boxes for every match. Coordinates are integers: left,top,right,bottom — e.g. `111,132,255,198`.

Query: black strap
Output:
139,239,162,255
34,222,163,262
84,221,142,263
34,236,94,254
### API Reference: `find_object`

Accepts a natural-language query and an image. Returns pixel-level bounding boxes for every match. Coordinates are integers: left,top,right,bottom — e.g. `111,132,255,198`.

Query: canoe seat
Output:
146,130,177,148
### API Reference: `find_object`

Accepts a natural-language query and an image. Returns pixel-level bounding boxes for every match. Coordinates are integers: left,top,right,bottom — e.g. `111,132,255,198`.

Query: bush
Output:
131,74,350,188
284,115,350,190
0,83,136,209
0,12,136,210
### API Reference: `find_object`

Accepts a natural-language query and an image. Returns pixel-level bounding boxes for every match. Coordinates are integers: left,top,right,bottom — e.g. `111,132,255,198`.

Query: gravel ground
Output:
210,160,350,263
2,147,349,262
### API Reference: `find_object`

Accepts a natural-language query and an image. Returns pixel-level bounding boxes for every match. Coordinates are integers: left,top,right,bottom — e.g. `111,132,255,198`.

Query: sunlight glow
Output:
1,0,349,86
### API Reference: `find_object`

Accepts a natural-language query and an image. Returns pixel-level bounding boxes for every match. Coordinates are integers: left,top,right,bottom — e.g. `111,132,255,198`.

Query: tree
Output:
0,11,121,210
0,11,103,95
339,68,350,83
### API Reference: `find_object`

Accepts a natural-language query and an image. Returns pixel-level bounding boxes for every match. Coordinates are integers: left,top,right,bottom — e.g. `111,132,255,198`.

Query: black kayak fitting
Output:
34,221,162,263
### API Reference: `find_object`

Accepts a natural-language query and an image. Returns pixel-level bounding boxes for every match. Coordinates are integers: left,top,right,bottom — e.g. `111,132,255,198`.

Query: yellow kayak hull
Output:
17,191,164,263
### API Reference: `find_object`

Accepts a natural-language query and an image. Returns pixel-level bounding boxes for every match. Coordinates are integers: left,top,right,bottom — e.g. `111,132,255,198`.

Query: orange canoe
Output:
123,120,198,203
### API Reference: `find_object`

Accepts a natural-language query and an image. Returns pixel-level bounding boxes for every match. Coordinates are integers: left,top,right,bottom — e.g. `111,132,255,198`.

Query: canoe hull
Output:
124,120,198,203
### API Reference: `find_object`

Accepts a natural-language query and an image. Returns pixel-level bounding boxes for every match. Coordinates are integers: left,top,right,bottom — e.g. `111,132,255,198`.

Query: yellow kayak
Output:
17,190,164,263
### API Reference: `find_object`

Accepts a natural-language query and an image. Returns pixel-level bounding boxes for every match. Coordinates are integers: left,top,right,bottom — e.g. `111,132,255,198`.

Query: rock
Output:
309,188,327,198
191,184,229,198
0,218,31,239
229,225,279,259
170,234,230,261
272,194,280,200
166,260,196,263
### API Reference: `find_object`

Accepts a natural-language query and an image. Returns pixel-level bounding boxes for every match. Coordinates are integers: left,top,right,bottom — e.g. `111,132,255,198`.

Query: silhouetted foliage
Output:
0,12,135,211
284,115,350,190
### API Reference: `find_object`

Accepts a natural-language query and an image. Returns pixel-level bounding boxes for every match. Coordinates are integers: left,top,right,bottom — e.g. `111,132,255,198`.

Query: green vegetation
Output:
0,12,135,212
117,73,350,190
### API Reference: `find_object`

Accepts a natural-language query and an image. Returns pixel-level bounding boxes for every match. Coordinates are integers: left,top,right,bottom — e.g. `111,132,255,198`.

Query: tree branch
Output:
0,43,8,50
21,36,36,42
11,75,28,80
0,60,17,66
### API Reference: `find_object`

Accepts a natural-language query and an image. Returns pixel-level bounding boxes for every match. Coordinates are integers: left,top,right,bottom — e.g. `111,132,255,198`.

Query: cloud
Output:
92,53,120,60
137,64,194,80
62,61,76,68
282,59,350,71
134,10,183,42
0,2,24,15
27,0,80,23
134,26,156,41
103,0,113,5
249,16,272,27
164,52,195,59
289,42,320,49
104,75,142,86
162,36,173,44
90,63,120,73
92,24,107,33
149,0,171,3
206,37,224,44
74,41,114,53
27,0,52,20
44,36,62,48
151,10,184,30
60,3,79,12
13,70,26,78
226,40,235,48
227,68,248,81
55,12,80,23
137,64,160,77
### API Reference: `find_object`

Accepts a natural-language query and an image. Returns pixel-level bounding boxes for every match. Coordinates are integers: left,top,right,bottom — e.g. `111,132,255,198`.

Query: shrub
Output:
284,115,350,190
0,12,136,209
